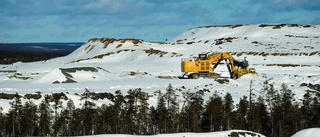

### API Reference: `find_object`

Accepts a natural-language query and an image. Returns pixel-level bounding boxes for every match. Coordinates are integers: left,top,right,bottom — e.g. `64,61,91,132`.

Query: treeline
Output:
0,82,319,137
0,43,80,64
0,50,73,64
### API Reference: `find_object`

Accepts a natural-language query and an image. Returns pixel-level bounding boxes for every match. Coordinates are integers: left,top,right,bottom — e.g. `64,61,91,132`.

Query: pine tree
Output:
310,93,320,127
301,91,312,128
95,90,125,134
149,106,158,134
201,91,223,132
80,90,97,135
248,96,271,136
7,93,23,136
136,89,150,134
0,107,5,136
20,100,38,136
38,100,51,136
70,108,82,135
261,80,278,137
235,96,248,130
271,93,282,137
76,88,98,135
58,107,71,136
292,101,303,133
52,93,64,136
63,99,75,136
178,89,192,132
113,90,126,134
256,96,271,136
278,83,296,137
155,90,167,133
124,89,138,134
184,90,204,132
223,92,234,130
5,107,15,136
95,104,112,134
164,83,179,133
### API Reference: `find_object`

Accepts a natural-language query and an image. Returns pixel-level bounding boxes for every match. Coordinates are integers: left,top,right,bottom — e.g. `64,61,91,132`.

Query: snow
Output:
33,68,67,83
291,128,320,137
80,130,265,137
1,24,320,136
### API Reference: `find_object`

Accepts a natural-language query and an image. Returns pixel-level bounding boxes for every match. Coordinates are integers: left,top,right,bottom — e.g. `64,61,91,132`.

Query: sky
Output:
1,0,320,43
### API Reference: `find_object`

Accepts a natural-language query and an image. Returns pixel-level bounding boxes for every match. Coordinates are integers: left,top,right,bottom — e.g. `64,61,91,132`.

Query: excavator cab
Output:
198,54,208,60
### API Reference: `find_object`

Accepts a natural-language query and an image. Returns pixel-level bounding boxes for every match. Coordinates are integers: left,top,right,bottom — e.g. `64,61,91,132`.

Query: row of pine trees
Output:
0,49,73,64
0,81,319,137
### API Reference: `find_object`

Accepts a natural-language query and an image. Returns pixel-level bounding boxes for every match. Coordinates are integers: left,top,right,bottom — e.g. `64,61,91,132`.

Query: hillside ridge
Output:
194,23,317,29
64,24,320,64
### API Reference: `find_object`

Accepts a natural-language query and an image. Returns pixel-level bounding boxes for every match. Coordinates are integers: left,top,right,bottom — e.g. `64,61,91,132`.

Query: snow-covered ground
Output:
1,24,319,136
76,128,320,137
81,130,266,137
291,128,320,137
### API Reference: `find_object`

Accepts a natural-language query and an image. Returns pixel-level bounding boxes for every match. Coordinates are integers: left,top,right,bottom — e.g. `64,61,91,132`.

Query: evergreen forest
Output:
0,81,319,137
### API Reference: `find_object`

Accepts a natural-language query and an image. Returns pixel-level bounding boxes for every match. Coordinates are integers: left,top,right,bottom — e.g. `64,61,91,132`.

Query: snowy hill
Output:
169,24,319,53
1,23,318,88
0,24,320,136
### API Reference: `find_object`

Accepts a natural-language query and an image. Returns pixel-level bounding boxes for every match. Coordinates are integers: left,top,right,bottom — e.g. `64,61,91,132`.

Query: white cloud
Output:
1,0,319,42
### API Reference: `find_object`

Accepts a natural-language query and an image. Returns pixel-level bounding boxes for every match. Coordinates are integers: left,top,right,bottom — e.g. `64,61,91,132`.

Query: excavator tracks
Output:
179,72,220,79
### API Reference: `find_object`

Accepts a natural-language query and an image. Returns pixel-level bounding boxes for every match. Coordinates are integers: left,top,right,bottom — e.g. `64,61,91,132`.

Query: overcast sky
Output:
1,0,319,43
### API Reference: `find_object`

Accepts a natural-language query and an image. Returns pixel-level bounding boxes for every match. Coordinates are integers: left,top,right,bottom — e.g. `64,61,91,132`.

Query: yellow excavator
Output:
179,52,257,79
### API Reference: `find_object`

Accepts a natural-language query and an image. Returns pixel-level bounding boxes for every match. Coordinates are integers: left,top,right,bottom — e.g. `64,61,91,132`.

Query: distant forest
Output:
0,43,81,64
0,81,319,137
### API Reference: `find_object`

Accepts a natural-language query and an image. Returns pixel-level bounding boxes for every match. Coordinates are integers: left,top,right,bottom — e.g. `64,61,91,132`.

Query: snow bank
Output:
81,130,265,137
292,128,320,137
33,67,120,84
33,68,67,83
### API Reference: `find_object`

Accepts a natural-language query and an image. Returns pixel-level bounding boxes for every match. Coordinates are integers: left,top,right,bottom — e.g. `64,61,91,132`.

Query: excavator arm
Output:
206,53,236,78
